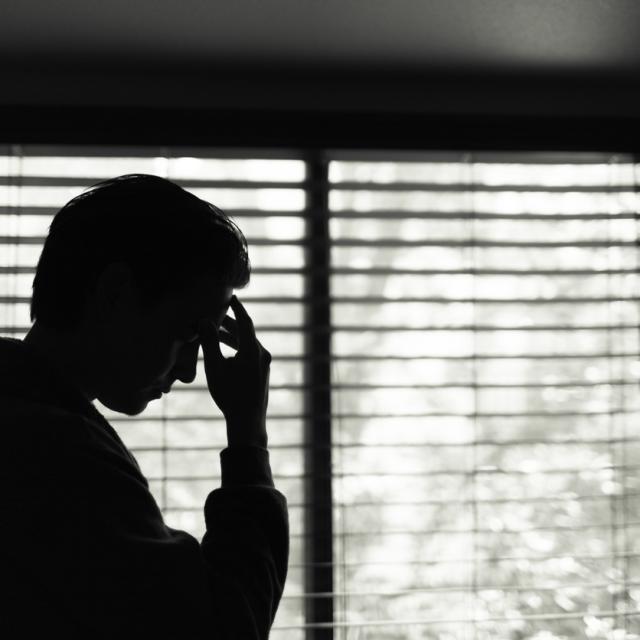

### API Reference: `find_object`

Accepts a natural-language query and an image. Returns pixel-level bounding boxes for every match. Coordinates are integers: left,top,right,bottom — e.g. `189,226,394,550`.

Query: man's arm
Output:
195,294,289,637
203,446,289,638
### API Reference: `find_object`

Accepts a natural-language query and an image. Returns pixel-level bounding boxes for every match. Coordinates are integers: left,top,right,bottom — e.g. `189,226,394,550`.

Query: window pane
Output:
0,147,308,635
330,153,640,639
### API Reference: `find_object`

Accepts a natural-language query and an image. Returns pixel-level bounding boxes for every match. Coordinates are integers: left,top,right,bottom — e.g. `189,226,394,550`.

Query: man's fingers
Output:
219,316,240,351
230,295,253,327
229,296,257,350
221,315,237,333
213,298,263,356
219,324,238,351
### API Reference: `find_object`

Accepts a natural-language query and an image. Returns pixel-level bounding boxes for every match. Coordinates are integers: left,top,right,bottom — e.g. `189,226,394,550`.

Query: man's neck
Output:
23,323,97,401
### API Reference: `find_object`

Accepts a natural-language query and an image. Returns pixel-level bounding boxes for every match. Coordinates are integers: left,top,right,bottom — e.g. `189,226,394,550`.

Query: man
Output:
0,175,288,639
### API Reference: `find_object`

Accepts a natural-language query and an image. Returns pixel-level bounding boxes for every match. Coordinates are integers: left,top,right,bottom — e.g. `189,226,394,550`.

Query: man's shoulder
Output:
2,394,95,434
0,394,149,496
0,394,124,465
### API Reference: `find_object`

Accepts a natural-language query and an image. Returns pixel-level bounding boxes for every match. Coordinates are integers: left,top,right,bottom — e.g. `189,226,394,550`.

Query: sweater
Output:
0,336,289,639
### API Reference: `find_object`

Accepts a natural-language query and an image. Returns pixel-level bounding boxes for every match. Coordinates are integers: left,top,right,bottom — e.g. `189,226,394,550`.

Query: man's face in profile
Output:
92,266,232,416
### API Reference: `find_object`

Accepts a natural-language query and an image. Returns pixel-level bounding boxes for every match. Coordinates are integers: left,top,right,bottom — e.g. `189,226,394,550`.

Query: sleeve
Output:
1,415,289,640
202,447,290,640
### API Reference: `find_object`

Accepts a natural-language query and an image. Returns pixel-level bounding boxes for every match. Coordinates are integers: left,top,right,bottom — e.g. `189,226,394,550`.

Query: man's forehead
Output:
189,282,233,322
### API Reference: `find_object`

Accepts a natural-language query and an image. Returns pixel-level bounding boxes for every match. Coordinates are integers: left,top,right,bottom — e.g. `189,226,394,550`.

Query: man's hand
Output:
197,296,271,449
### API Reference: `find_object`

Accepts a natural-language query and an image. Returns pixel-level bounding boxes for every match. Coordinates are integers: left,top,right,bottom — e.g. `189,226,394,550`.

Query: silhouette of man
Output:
0,175,288,639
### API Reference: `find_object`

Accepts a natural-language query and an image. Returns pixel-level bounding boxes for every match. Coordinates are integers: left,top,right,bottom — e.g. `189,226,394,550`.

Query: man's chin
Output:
98,393,150,416
120,403,148,416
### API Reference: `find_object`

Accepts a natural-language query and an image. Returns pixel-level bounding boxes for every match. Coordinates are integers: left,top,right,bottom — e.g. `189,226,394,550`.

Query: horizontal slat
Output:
331,181,639,193
1,265,639,276
285,549,640,568
327,409,639,418
326,380,637,389
5,324,637,336
300,491,640,510
282,581,640,598
112,414,287,422
323,326,639,333
287,520,640,538
58,354,638,369
3,176,636,193
3,294,639,305
253,295,638,304
313,353,640,361
331,239,639,247
111,407,640,422
328,352,640,362
6,320,640,332
111,411,640,425
148,462,640,482
0,236,310,247
329,210,640,220
1,235,637,248
0,206,308,218
3,324,639,334
164,491,640,512
0,175,307,189
332,267,640,276
272,609,640,630
128,380,640,391
134,436,640,453
2,205,638,222
332,461,640,474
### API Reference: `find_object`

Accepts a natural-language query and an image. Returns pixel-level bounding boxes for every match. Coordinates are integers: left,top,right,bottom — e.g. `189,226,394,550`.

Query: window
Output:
1,146,639,639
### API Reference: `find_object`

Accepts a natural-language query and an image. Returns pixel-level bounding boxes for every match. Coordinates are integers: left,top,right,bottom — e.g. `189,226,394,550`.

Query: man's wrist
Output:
227,437,268,448
225,419,268,449
220,446,274,488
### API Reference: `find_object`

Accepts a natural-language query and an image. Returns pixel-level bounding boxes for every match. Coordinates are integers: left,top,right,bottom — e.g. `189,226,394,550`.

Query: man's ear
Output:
90,261,138,323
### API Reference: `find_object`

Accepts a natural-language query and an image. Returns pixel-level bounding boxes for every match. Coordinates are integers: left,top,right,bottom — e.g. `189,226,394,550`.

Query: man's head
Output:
28,174,250,414
31,173,249,328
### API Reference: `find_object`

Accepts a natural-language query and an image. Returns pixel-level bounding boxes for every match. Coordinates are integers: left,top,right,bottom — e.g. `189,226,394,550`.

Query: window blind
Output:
0,144,309,634
1,146,639,639
327,152,640,640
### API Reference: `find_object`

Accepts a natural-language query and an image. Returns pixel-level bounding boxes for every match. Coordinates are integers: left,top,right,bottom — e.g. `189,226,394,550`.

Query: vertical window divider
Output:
605,157,619,629
466,152,480,638
303,150,334,640
627,151,640,633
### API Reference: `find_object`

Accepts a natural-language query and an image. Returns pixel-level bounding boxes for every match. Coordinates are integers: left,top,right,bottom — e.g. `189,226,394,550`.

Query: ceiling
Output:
1,0,640,115
2,0,640,74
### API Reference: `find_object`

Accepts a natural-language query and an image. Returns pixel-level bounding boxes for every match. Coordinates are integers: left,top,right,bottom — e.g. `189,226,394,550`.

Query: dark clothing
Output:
0,337,289,639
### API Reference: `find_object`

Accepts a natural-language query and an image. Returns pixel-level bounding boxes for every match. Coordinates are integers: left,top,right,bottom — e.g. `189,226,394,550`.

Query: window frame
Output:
2,105,640,153
1,122,639,640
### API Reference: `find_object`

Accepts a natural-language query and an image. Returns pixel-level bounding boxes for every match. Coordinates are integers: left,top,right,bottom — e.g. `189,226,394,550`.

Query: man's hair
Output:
30,174,250,330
